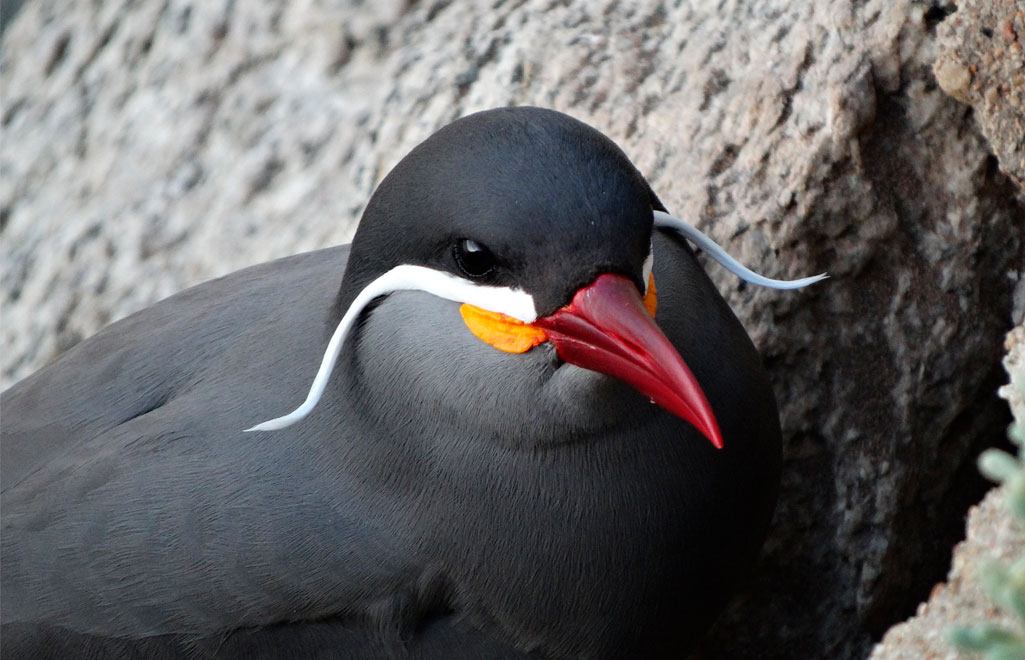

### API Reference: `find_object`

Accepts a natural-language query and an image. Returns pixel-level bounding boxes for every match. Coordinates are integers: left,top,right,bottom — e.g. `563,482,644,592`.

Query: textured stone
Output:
869,482,1025,660
934,0,1025,189
870,324,1025,659
2,0,1023,657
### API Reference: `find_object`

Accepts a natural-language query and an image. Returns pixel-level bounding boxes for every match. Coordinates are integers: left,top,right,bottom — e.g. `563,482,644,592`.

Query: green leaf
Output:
1009,589,1025,627
1010,477,1025,522
979,450,1021,484
1010,421,1025,448
983,641,1025,660
980,561,1012,609
950,624,1021,650
948,411,1025,657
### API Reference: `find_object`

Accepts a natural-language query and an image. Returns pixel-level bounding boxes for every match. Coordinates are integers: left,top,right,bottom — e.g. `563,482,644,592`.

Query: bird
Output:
1,106,824,659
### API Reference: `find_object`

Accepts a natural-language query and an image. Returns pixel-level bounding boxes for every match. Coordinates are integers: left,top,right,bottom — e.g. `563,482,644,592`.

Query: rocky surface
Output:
871,324,1025,659
870,1,1025,655
934,0,1025,189
869,485,1025,660
2,0,1023,657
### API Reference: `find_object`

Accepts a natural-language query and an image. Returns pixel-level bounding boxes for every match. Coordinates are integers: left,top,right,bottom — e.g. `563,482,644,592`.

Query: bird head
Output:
246,107,823,446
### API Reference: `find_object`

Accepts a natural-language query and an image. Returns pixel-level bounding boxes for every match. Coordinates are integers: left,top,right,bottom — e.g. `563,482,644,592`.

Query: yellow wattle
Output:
460,273,657,353
459,304,548,354
643,273,657,318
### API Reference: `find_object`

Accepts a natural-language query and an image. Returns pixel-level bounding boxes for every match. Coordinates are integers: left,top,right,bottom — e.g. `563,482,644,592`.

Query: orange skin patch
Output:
459,305,547,353
642,273,657,318
461,274,658,354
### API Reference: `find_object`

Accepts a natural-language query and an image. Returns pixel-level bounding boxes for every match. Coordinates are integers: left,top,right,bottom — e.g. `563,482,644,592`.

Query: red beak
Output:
533,274,724,449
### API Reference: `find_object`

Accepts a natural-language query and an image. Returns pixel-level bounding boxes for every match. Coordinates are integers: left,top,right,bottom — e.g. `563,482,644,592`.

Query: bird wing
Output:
2,246,345,491
1,246,428,644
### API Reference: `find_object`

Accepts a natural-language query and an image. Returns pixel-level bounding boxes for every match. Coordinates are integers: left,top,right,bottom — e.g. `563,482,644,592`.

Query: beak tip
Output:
696,419,724,449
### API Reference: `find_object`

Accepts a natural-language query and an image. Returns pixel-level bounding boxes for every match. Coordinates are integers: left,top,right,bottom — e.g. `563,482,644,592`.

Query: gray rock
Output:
870,324,1025,659
868,1,1025,654
934,0,1025,189
0,0,28,34
2,0,1023,657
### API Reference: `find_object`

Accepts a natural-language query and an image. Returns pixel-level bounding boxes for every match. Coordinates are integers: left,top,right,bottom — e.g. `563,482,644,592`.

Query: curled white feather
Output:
653,211,827,290
641,245,654,293
245,265,537,431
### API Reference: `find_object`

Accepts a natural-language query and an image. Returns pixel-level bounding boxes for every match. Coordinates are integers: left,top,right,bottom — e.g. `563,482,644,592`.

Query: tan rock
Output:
934,0,1025,188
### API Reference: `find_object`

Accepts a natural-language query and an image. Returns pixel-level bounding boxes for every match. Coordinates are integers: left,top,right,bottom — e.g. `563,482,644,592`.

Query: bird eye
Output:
453,239,496,278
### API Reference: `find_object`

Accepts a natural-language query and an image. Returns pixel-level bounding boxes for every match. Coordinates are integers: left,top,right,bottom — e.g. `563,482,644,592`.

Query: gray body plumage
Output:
1,108,781,659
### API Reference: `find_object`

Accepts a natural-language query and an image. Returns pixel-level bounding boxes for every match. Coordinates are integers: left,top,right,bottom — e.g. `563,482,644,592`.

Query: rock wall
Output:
870,323,1025,660
873,317,1025,655
872,0,1025,655
934,0,1025,190
2,0,1023,657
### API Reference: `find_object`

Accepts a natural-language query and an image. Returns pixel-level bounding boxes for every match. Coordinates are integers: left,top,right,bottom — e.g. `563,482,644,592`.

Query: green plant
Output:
949,417,1025,659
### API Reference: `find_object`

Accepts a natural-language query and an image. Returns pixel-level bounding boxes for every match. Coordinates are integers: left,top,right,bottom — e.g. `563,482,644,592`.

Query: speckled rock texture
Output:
934,0,1025,190
2,1,1023,658
870,1,1025,655
870,324,1025,660
1005,325,1025,421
